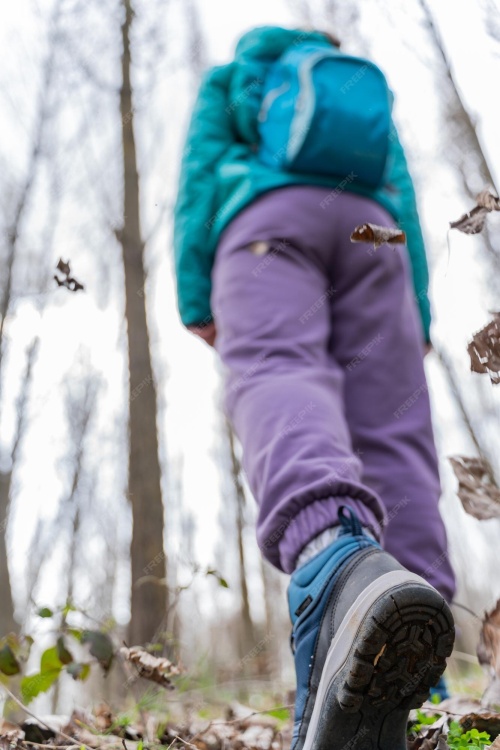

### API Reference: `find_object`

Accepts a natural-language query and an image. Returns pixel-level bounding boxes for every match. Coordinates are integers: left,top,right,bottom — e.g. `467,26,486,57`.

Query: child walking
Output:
174,25,455,750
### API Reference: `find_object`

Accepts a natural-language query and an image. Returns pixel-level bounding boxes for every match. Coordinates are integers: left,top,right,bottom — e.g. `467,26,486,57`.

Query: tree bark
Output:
183,0,207,76
416,0,500,465
226,422,256,659
417,0,498,194
0,471,16,634
0,336,39,642
119,0,167,646
434,345,497,480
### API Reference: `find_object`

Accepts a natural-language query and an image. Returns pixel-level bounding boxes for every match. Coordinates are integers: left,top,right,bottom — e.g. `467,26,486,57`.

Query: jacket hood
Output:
234,26,332,60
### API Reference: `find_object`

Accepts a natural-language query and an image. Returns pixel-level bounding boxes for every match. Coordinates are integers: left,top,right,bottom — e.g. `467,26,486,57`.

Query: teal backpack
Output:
257,41,394,188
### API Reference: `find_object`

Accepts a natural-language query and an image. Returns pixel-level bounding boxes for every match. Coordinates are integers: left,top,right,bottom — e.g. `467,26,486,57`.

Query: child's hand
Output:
187,321,217,347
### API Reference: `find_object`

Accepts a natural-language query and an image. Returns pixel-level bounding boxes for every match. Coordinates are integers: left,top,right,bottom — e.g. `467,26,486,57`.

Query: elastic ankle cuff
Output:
278,496,384,574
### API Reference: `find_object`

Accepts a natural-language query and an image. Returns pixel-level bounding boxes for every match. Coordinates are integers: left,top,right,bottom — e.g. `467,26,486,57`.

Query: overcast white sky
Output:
1,0,500,638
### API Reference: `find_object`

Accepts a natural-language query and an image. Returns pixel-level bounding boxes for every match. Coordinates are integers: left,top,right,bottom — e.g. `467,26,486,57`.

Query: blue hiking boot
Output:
288,506,455,750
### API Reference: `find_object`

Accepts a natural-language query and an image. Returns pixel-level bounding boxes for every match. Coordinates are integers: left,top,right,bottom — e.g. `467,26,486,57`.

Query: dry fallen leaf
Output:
0,719,24,750
0,735,23,750
162,715,279,750
0,721,23,737
120,645,181,688
450,189,500,235
449,456,500,520
477,599,500,710
460,711,500,739
65,726,138,749
226,702,279,730
350,223,406,249
468,313,500,384
93,703,114,732
420,738,440,750
407,729,441,750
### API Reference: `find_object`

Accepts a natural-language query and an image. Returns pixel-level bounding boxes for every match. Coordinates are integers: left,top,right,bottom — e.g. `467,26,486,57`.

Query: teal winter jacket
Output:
173,26,432,342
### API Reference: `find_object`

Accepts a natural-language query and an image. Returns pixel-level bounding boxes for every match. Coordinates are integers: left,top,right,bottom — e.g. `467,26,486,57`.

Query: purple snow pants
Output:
211,185,456,603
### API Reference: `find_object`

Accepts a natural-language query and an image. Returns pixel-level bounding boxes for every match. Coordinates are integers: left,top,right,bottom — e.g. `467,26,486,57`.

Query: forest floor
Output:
1,678,500,750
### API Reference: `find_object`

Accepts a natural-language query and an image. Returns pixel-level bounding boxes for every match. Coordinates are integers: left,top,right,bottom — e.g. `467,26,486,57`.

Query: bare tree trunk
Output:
166,455,183,647
183,0,207,76
260,557,285,678
0,471,15,634
416,0,500,469
426,22,500,295
118,0,167,646
417,0,498,195
0,337,39,639
434,345,497,480
226,422,256,659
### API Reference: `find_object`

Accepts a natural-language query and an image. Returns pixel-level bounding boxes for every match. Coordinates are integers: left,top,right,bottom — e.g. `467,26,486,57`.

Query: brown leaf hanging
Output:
450,206,488,235
477,599,500,710
450,189,500,235
54,258,85,292
56,258,71,276
468,313,500,384
350,223,406,249
477,189,500,211
119,646,181,689
449,456,500,520
407,726,445,750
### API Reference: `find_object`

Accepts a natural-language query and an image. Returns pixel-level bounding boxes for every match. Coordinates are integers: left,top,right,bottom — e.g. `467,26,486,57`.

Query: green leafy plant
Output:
265,707,290,721
0,602,115,704
407,708,441,735
265,707,290,729
447,721,491,750
0,633,33,678
205,567,229,588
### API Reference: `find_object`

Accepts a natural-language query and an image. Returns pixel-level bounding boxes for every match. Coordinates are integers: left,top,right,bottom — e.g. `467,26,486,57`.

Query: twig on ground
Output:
215,705,294,726
0,685,95,750
170,736,199,750
185,703,293,747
